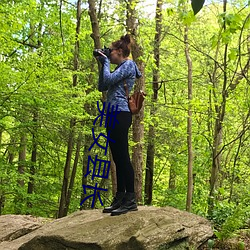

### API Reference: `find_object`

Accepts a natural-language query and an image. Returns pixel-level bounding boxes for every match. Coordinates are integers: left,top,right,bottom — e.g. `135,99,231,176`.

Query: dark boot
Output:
111,192,138,216
102,192,125,213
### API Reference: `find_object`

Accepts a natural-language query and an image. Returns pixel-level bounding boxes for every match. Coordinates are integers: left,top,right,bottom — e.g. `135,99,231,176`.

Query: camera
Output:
93,46,111,58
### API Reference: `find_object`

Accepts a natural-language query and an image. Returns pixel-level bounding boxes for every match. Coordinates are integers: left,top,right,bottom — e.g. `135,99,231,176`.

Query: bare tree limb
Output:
59,0,65,53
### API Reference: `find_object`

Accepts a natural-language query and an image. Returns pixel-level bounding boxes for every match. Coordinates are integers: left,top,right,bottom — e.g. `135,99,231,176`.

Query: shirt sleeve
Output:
101,59,134,88
98,65,108,91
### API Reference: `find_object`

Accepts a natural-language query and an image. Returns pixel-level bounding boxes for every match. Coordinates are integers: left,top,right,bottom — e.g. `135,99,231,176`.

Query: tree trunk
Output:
0,193,4,215
110,147,117,196
87,0,115,202
87,0,105,99
58,0,81,218
7,137,15,164
15,134,26,214
27,1,43,208
184,25,193,212
0,129,4,213
126,0,145,203
58,119,75,218
80,0,105,210
144,0,162,205
18,135,26,187
27,110,38,207
28,130,36,193
168,96,177,190
208,0,228,216
87,0,107,104
168,166,176,190
88,0,101,49
0,129,2,147
80,141,90,210
72,0,81,88
0,127,4,213
65,133,82,215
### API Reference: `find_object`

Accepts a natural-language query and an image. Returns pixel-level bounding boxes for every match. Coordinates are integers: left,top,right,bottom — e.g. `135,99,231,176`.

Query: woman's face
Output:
109,46,124,65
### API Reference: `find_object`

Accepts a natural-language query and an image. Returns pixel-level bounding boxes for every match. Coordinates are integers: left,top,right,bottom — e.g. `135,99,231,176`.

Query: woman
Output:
96,34,142,216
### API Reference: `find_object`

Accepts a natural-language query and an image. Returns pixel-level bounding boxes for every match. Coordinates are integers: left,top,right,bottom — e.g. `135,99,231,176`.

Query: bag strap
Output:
123,80,129,99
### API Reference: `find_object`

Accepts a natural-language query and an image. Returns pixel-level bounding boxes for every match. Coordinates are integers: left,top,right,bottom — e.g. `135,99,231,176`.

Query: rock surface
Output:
0,214,49,243
0,206,214,250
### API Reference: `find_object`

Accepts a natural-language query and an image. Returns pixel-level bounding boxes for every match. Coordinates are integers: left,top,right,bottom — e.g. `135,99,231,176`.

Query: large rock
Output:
0,214,49,243
0,206,214,250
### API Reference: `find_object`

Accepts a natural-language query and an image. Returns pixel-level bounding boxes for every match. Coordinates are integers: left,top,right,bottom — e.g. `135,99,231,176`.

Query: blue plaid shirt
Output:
98,58,142,112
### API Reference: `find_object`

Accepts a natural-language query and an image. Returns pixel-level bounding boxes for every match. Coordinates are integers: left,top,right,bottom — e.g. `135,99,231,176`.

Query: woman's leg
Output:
107,111,138,215
108,139,126,192
106,111,134,192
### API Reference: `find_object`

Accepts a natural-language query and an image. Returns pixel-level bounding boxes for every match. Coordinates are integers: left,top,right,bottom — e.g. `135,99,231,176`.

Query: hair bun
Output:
120,34,131,45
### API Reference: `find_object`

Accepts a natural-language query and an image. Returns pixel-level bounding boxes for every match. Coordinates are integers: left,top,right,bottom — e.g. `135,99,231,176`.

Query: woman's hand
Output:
96,51,108,64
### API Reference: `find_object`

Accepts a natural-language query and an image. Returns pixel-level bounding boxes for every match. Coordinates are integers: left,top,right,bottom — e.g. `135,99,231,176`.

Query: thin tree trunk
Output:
0,129,5,213
27,1,43,208
58,0,81,218
88,0,101,49
229,33,250,201
18,16,33,191
144,0,162,205
229,136,242,202
168,166,176,189
208,0,228,216
65,133,82,215
72,0,81,88
15,134,27,214
0,127,4,213
58,119,75,218
110,147,117,196
80,141,90,210
0,129,2,147
87,0,115,203
27,111,38,206
27,22,36,203
0,192,4,215
184,25,193,212
7,137,15,164
18,135,26,187
126,0,145,203
0,161,5,214
2,136,15,214
80,0,104,210
88,0,107,105
168,95,177,190
28,131,36,194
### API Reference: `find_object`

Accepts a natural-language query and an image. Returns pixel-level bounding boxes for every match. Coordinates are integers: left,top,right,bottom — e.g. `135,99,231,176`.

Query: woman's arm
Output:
98,65,108,91
102,59,133,87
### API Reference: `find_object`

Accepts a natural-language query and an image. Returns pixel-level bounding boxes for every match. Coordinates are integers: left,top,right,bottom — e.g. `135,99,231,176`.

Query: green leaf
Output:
167,8,174,16
238,242,245,250
181,10,196,26
208,239,215,249
191,0,205,15
221,29,232,44
228,48,238,61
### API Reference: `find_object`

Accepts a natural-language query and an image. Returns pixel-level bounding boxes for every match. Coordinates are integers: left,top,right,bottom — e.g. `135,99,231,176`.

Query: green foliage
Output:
209,200,236,226
214,204,250,240
238,241,245,250
207,239,215,249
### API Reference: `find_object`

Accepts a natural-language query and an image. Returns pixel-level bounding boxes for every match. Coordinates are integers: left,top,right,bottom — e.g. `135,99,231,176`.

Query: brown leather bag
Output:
123,81,146,114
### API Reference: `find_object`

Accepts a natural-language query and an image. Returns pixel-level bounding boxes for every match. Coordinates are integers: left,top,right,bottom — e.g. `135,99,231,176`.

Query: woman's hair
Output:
112,34,131,57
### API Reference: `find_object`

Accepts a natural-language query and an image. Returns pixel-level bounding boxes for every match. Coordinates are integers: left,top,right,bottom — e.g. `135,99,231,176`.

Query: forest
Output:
0,0,249,248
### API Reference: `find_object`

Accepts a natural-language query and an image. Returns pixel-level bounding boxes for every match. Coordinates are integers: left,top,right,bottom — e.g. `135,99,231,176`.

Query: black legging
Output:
106,111,134,192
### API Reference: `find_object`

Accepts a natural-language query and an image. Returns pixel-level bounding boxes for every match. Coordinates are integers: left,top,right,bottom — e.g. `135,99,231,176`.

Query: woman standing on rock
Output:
96,34,141,216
